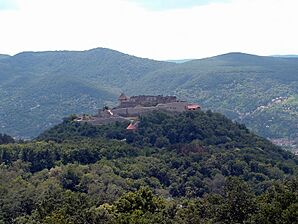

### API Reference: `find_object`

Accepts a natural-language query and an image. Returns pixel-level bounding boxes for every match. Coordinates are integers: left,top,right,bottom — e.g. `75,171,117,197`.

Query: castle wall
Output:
111,108,129,116
112,106,157,117
84,116,128,125
118,101,137,108
98,109,114,118
118,95,177,108
82,94,200,127
157,101,189,113
127,107,157,116
112,102,191,117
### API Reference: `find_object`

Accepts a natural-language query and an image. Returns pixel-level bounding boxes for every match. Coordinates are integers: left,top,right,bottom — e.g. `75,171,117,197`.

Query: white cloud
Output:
0,0,297,59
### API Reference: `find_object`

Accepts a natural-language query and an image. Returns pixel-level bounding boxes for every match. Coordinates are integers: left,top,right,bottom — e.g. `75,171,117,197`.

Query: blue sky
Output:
0,0,17,10
130,0,229,10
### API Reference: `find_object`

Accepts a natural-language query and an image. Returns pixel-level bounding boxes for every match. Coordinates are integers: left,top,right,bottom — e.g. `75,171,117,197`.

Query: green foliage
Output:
38,111,296,165
217,177,257,223
253,178,298,224
37,119,129,143
0,48,169,138
0,111,297,223
0,133,14,144
109,187,166,223
0,50,297,146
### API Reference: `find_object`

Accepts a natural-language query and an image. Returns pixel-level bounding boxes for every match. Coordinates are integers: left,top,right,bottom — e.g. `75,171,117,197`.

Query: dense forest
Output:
0,133,14,145
0,110,297,223
0,48,297,147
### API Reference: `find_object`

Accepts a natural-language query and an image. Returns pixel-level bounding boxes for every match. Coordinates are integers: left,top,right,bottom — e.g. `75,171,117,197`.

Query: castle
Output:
117,93,177,108
76,93,200,128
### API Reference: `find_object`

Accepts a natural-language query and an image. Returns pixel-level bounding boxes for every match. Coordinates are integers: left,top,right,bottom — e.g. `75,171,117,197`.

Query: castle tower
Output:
118,93,129,102
118,93,129,107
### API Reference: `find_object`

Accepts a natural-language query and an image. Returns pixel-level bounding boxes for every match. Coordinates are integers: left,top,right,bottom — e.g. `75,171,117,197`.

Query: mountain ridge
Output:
0,54,10,60
0,48,297,149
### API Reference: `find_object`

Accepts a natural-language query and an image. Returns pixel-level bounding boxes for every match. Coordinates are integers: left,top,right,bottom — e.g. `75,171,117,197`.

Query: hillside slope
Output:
130,53,298,143
0,54,10,60
0,48,172,138
0,111,297,223
0,49,297,145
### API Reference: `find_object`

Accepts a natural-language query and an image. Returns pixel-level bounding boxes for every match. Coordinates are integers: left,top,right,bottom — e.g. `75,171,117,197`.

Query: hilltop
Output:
0,48,297,148
1,110,297,223
0,48,171,138
0,54,10,60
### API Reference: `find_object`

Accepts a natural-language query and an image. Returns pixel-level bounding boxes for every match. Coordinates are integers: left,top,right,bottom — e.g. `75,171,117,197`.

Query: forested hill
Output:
132,52,298,145
0,133,14,144
0,48,297,146
0,111,297,223
38,110,297,173
0,48,172,138
0,54,10,60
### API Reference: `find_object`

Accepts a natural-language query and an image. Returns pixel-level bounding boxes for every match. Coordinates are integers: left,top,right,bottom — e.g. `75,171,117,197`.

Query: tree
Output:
218,177,257,223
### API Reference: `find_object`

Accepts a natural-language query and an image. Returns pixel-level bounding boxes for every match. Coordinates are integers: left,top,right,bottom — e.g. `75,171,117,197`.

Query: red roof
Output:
127,123,137,130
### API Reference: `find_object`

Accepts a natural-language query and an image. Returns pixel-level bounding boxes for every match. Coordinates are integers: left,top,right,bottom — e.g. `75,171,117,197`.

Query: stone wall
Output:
118,95,177,108
112,106,158,117
112,102,191,117
156,101,189,113
83,116,128,125
82,94,200,126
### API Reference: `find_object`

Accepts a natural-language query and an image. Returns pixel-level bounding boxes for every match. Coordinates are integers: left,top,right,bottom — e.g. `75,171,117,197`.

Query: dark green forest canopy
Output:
0,133,14,144
38,111,292,156
0,111,297,223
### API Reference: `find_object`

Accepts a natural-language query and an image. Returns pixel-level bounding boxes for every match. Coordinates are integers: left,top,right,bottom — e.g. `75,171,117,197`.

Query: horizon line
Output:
1,47,298,61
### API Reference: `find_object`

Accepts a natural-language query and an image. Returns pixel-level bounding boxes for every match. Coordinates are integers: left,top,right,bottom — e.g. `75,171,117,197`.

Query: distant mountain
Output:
272,55,298,58
166,59,194,63
0,48,171,138
0,49,297,145
0,54,10,60
130,52,298,146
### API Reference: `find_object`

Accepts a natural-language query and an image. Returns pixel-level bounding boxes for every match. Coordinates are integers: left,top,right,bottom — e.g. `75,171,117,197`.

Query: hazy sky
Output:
0,0,297,60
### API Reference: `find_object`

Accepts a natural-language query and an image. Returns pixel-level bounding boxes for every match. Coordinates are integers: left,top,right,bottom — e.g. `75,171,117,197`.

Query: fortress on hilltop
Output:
76,93,201,128
117,93,177,108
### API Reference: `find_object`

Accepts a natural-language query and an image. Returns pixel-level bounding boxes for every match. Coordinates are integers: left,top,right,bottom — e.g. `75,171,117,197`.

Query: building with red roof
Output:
126,123,137,130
